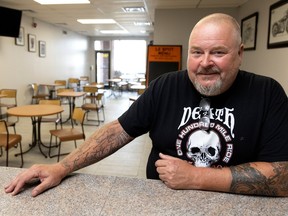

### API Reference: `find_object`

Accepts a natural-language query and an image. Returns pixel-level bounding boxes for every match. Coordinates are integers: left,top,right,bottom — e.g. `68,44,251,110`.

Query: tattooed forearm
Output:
60,120,134,173
230,162,288,196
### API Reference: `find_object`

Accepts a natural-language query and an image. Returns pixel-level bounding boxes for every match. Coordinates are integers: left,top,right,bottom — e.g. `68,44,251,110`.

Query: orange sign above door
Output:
148,45,182,62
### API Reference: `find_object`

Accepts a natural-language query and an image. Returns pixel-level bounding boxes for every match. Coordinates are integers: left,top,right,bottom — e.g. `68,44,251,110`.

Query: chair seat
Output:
33,94,49,99
50,128,85,142
41,117,61,123
82,103,102,111
0,103,17,108
6,121,16,127
0,134,22,150
129,96,139,102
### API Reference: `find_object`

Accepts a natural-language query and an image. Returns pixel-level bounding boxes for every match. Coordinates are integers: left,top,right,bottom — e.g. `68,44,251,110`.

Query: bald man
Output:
5,13,288,197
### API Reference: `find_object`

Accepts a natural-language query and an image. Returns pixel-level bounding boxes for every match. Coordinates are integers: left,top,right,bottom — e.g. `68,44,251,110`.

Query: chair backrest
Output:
0,89,17,106
72,108,86,124
68,78,79,84
0,89,17,98
57,88,74,94
39,99,61,106
83,86,98,94
138,88,146,95
55,80,67,86
30,83,39,95
95,93,104,106
80,76,89,81
0,120,7,133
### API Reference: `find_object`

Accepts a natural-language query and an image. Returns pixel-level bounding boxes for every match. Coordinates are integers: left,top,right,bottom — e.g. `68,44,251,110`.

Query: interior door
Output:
95,51,111,84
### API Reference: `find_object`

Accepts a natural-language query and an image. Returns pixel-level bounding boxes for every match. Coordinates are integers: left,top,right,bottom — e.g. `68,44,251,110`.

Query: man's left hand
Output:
155,153,195,189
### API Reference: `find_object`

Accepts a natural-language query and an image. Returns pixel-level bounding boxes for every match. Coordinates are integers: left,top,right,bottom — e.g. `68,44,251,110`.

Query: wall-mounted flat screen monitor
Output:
0,6,22,38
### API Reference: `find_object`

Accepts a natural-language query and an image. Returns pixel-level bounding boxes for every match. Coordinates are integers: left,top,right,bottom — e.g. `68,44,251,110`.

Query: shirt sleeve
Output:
118,81,157,138
257,79,288,162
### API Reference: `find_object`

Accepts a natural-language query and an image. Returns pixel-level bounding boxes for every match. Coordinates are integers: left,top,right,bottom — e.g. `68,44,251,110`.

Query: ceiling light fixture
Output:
122,7,145,13
34,0,90,5
134,21,151,26
77,19,116,24
100,30,128,34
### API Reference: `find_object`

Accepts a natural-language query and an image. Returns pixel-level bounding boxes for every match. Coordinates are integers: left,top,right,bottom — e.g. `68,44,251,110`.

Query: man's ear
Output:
238,44,244,56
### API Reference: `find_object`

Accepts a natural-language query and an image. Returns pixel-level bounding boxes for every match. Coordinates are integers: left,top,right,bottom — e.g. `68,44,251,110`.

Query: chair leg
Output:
13,126,18,148
19,142,24,168
83,110,100,126
6,148,9,167
49,134,54,158
48,135,58,158
57,142,62,162
101,109,105,122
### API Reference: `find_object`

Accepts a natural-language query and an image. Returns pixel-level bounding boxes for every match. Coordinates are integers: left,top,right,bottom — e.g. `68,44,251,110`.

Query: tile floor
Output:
1,91,152,179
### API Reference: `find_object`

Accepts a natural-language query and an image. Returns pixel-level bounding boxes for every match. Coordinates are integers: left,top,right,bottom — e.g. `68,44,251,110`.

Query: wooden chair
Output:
56,88,74,105
39,99,62,129
0,89,18,133
30,83,49,104
0,120,23,167
48,80,67,99
82,86,98,103
129,88,146,103
68,78,80,92
0,89,17,109
79,76,89,91
49,107,86,161
81,93,105,126
54,80,67,87
39,99,62,149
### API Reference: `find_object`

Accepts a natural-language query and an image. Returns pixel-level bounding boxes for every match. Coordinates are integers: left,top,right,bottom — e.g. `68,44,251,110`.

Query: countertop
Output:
1,167,288,216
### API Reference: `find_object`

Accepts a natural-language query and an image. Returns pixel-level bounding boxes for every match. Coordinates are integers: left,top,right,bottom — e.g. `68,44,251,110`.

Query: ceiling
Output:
0,0,248,37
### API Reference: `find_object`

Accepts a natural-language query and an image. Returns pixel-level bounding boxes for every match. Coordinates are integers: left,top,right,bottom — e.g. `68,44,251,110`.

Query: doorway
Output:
95,51,111,84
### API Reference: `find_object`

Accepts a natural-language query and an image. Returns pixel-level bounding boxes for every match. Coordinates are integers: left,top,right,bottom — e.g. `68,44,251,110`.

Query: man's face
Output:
187,22,243,96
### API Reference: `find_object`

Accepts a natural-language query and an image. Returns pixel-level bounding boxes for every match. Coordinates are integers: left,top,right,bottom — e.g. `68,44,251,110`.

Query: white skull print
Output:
186,130,221,167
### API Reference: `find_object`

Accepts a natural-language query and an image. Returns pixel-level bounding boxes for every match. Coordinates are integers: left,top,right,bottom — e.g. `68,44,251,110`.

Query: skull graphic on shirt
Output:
186,130,221,167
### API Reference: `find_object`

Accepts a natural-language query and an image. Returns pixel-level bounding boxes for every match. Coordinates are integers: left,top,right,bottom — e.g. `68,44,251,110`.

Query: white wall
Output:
153,1,288,94
238,0,288,94
0,15,93,105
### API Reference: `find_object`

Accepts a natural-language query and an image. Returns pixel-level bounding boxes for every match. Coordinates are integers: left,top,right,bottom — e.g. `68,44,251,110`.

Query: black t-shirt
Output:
118,70,288,179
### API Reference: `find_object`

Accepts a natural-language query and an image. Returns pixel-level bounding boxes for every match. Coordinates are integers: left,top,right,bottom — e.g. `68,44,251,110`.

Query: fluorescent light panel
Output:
123,7,145,13
77,19,116,24
134,21,151,26
34,0,90,4
100,30,128,34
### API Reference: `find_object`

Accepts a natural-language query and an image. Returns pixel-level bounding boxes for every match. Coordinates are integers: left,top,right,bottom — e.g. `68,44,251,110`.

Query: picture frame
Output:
39,41,46,57
241,12,258,50
267,0,288,49
28,34,36,52
15,27,24,46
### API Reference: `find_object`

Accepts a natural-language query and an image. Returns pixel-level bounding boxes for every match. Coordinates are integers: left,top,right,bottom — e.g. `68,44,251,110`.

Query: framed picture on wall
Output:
241,12,258,50
267,0,288,49
15,27,24,46
39,41,46,57
28,34,36,52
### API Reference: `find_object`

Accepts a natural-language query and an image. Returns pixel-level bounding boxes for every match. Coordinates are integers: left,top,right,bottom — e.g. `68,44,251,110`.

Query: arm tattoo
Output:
61,120,134,172
230,162,288,196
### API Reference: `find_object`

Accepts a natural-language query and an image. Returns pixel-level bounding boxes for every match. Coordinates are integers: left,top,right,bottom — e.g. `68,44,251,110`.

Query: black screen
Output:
0,6,22,38
148,62,180,83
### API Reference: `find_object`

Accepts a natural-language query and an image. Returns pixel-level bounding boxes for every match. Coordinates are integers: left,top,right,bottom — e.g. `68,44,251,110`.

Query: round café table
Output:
7,104,64,158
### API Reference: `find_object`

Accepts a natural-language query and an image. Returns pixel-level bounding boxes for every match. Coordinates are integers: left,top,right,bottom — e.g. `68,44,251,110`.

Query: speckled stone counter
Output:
1,167,288,216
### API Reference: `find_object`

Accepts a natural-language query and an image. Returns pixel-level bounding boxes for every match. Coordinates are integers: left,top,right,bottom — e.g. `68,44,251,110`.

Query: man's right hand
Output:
4,163,67,197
